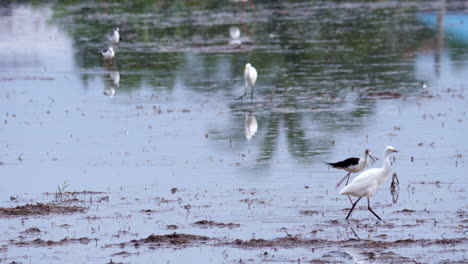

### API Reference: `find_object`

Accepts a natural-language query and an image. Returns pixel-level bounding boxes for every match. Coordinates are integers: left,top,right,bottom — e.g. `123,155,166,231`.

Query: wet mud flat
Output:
0,184,466,264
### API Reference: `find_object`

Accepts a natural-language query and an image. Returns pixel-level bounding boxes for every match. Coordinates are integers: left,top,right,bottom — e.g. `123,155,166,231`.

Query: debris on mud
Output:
300,210,320,215
15,237,95,247
20,227,41,234
367,91,403,99
0,203,87,217
192,220,240,228
129,232,211,246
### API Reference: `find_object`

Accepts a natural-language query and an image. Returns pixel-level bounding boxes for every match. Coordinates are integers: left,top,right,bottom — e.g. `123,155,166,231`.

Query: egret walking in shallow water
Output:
237,63,257,100
326,149,376,188
340,146,398,220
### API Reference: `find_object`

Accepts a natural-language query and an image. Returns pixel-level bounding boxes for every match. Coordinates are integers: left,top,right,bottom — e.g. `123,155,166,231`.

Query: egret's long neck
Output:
378,153,392,184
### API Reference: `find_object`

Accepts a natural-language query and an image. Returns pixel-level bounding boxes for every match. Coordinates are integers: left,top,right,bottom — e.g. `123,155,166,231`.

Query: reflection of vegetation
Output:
49,1,435,163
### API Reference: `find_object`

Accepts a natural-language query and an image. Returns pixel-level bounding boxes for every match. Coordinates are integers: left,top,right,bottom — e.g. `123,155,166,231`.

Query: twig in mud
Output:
48,96,55,106
222,249,228,259
194,193,199,200
184,204,191,219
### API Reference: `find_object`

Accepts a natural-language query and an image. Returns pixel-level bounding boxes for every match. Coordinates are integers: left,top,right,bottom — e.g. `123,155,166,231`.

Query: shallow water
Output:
0,1,467,263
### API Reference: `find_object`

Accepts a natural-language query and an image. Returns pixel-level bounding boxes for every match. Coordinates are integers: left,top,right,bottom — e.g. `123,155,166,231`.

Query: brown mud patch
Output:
192,220,240,229
128,232,211,246
225,235,468,250
0,203,87,217
15,237,95,247
366,91,403,99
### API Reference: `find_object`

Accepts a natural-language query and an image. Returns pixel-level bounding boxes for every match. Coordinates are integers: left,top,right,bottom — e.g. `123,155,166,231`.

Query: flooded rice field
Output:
0,0,467,263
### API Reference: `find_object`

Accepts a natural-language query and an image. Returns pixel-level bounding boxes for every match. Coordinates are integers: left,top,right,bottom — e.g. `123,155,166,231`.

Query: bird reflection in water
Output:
109,70,120,87
244,112,258,140
390,172,400,204
103,70,120,98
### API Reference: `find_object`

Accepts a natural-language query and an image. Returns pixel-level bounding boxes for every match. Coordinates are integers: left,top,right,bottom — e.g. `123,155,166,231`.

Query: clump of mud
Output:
15,237,94,247
130,232,211,245
0,203,87,217
192,220,240,228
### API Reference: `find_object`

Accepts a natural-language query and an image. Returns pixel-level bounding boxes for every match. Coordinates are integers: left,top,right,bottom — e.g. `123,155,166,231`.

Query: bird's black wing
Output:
326,157,359,169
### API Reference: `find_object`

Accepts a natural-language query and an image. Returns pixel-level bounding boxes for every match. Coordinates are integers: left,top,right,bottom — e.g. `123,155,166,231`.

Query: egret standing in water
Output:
340,146,398,220
238,63,257,100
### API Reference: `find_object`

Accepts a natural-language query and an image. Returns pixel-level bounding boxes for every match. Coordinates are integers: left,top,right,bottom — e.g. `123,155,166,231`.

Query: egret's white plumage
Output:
238,63,257,99
244,112,258,140
101,47,115,60
244,63,257,88
340,146,398,220
110,27,120,44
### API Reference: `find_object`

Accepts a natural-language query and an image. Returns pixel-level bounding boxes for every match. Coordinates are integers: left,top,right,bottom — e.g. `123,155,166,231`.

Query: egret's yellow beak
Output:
391,149,398,152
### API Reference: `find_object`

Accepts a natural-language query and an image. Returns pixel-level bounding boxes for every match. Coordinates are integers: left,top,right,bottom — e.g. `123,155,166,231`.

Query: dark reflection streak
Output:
257,113,280,163
435,0,446,78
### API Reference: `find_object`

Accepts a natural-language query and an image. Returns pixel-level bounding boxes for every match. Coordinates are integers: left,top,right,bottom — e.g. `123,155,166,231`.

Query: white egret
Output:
110,27,120,44
244,112,258,140
229,26,242,46
101,47,115,60
326,149,376,188
340,146,398,220
237,63,257,100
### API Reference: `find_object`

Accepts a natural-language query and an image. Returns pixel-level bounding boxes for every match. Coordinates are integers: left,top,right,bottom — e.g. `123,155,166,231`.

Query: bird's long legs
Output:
367,196,382,220
345,197,362,219
336,172,353,205
336,172,351,188
237,83,249,100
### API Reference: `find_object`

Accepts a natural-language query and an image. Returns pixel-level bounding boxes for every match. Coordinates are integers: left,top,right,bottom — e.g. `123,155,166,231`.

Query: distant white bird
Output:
326,149,376,188
244,112,258,140
110,27,120,44
340,146,398,220
229,26,241,39
229,26,242,46
237,63,257,100
101,47,115,60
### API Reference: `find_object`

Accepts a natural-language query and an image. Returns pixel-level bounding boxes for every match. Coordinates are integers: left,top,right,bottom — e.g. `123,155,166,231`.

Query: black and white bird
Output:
101,47,115,60
109,27,120,44
326,149,376,188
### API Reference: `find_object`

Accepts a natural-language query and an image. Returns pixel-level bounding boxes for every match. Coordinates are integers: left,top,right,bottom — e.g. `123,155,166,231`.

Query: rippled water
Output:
0,1,467,263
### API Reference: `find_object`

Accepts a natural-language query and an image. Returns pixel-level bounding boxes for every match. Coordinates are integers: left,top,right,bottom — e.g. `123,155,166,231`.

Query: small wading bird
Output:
340,146,398,220
237,63,257,100
326,149,376,188
101,47,115,60
110,27,120,44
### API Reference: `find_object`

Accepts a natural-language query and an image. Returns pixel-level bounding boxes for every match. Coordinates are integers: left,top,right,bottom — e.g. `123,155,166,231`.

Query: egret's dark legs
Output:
367,196,381,220
237,84,248,100
345,197,362,220
336,172,351,188
250,85,254,100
